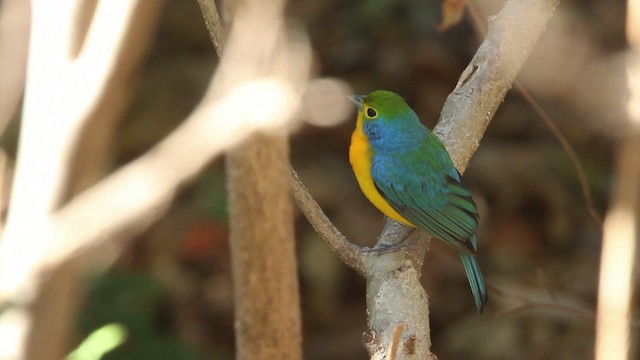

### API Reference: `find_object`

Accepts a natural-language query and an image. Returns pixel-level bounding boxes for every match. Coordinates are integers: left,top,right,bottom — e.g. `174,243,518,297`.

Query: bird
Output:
348,90,488,313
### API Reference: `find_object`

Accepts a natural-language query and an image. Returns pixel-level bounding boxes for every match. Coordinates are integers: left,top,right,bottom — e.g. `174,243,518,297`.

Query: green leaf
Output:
66,323,127,360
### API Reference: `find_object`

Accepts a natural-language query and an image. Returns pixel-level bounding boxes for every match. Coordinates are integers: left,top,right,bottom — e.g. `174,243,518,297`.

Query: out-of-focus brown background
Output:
12,0,629,358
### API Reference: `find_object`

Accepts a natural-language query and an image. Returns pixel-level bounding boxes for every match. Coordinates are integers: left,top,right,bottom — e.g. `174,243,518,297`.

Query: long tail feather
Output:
460,252,488,313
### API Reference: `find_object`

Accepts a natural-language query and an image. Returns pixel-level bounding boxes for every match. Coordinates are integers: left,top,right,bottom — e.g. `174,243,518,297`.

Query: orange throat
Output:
348,114,413,226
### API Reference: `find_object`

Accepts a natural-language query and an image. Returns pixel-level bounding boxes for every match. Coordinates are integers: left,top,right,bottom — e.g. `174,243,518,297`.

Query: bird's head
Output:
349,90,412,123
349,90,425,151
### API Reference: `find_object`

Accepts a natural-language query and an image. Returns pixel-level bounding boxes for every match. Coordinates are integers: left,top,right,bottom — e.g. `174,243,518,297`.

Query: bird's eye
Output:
366,108,377,118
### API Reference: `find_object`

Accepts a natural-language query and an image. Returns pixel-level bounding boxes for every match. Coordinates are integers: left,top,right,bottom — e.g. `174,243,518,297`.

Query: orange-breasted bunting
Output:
348,90,488,313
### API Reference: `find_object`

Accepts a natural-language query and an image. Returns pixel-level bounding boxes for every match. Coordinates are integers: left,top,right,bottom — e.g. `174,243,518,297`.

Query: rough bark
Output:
227,134,302,360
291,1,559,358
197,1,304,358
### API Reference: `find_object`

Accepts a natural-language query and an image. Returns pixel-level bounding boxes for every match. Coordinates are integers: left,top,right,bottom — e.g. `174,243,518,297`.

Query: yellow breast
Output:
349,114,413,226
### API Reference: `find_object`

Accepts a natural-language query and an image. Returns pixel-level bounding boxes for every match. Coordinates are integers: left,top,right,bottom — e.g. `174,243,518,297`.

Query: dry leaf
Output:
437,0,467,32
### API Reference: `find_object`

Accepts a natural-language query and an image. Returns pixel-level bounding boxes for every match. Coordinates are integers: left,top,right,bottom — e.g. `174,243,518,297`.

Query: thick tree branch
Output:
290,0,559,358
368,1,558,358
196,0,224,57
435,0,559,167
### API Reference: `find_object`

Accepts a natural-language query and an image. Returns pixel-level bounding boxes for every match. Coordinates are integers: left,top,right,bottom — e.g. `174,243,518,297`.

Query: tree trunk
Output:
226,133,302,360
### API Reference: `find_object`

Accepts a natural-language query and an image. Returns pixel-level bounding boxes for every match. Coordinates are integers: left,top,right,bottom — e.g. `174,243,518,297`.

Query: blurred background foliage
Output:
39,0,632,358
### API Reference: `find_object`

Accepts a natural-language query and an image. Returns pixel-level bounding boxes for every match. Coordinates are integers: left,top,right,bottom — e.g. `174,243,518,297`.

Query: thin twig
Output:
365,2,559,358
489,282,640,328
290,167,366,275
196,0,225,57
515,83,604,226
274,1,558,359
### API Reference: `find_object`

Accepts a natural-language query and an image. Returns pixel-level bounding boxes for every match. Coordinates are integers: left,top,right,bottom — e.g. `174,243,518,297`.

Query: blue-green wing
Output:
371,145,479,253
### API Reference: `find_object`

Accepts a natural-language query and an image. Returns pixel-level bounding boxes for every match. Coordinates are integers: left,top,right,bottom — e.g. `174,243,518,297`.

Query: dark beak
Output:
348,94,365,110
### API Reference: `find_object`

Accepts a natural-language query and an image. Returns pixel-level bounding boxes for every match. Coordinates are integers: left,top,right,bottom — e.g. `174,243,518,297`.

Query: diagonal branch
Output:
290,168,366,275
290,0,560,265
290,0,559,359
196,0,225,57
435,0,559,168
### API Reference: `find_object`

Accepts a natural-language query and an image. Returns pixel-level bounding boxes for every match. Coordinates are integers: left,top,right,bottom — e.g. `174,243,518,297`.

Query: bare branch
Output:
196,0,225,57
435,0,559,168
466,2,603,227
364,1,559,358
0,0,30,136
289,2,559,358
290,168,367,275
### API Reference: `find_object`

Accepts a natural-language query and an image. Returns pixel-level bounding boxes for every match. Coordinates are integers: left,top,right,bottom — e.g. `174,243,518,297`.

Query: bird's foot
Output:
363,227,417,254
362,241,416,255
